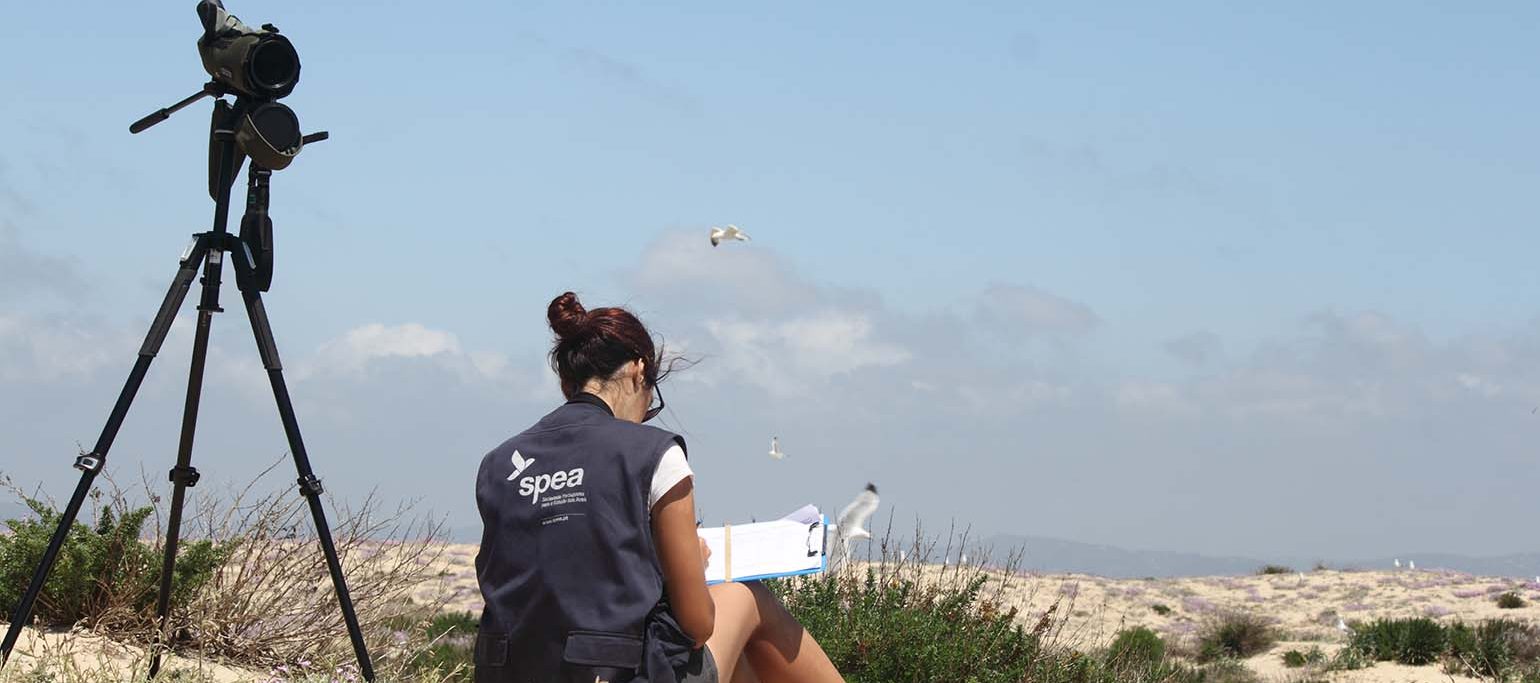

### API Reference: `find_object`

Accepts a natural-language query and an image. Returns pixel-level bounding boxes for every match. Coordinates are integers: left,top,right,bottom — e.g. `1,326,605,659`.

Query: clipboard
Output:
698,511,826,584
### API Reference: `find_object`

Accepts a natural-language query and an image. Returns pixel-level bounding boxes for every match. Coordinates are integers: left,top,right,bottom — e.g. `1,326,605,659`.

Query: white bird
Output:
1394,558,1401,569
1409,560,1416,571
1337,617,1351,634
961,554,969,565
899,550,907,563
827,483,879,568
769,436,785,460
1297,572,1306,584
709,225,750,247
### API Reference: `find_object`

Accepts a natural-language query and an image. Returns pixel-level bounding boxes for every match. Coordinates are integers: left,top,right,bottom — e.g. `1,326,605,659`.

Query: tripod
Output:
0,90,375,680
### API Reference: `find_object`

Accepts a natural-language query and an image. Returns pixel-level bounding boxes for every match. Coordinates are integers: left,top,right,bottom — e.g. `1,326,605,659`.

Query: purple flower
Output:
1165,621,1198,635
1424,605,1453,618
1182,596,1215,613
1453,589,1484,599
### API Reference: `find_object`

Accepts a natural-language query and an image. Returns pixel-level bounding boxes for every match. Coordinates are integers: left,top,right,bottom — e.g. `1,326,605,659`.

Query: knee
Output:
742,580,774,600
710,580,757,605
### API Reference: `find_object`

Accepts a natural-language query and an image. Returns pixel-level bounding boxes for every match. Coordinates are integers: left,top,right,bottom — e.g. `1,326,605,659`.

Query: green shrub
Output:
1257,565,1293,575
1106,626,1166,669
1445,619,1540,679
1499,592,1527,609
1326,644,1369,672
1197,611,1276,662
768,566,1035,683
1280,647,1324,668
1190,658,1261,683
1349,617,1445,665
405,611,477,681
1152,603,1172,616
1399,618,1447,665
1023,647,1255,683
0,494,228,631
1352,618,1397,661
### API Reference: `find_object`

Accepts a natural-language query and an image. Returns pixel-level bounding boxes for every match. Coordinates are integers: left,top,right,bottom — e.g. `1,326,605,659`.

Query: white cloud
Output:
630,230,825,317
1454,372,1503,398
977,283,1099,339
304,323,465,377
1114,381,1201,417
702,311,910,396
0,313,122,381
1163,330,1223,366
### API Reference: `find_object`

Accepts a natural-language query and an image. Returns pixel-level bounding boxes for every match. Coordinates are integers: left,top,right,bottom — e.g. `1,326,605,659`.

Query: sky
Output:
2,1,1539,561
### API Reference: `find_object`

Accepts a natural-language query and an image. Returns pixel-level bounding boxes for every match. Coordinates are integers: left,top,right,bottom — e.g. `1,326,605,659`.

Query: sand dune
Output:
6,544,1537,681
421,545,1539,682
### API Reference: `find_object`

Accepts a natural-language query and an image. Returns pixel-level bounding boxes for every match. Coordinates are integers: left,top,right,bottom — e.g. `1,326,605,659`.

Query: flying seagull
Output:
769,436,785,460
828,483,879,567
709,225,750,247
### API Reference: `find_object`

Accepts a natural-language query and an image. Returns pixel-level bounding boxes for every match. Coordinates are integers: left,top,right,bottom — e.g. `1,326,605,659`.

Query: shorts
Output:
677,645,719,683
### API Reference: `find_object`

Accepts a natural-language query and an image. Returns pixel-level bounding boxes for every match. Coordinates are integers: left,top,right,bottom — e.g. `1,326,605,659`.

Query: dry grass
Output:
2,457,466,681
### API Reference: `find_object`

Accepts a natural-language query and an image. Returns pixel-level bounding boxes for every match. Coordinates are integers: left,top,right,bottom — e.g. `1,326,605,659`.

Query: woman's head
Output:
547,291,670,422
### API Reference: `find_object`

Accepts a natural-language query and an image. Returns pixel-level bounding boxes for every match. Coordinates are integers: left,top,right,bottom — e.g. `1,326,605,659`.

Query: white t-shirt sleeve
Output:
648,444,693,514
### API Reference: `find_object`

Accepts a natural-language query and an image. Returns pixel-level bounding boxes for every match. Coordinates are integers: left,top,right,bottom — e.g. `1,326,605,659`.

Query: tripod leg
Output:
0,241,208,669
147,248,226,679
239,289,376,681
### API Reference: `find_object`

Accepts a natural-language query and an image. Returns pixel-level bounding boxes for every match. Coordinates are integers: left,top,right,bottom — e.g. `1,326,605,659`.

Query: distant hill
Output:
982,534,1540,579
981,534,1267,578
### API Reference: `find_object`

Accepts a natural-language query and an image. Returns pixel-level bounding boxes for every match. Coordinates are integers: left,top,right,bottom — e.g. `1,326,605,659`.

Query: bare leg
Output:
705,582,843,683
729,653,762,683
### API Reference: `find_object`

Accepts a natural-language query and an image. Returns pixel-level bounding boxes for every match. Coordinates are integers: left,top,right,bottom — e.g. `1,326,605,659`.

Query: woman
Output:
474,292,845,683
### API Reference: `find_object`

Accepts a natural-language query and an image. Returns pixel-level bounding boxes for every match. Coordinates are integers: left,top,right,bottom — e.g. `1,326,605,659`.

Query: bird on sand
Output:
709,225,750,247
828,483,879,566
1337,617,1351,634
1394,558,1401,569
1409,560,1416,571
769,436,785,460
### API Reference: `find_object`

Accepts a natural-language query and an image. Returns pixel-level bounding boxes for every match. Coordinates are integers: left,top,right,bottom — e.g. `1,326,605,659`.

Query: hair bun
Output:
547,291,590,340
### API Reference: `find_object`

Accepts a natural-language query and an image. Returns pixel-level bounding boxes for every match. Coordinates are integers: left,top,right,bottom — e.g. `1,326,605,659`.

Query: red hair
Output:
547,292,672,398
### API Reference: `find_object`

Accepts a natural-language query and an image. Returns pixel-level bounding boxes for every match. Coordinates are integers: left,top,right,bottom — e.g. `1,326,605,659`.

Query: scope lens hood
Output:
237,102,302,170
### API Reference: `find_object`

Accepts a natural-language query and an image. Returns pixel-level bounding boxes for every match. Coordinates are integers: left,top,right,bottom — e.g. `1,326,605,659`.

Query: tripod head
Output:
127,1,327,293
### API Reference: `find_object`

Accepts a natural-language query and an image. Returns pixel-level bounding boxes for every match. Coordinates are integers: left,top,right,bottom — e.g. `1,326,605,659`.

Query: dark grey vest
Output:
473,395,696,683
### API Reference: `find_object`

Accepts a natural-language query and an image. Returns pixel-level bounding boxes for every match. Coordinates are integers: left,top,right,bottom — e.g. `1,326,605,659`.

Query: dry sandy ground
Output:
0,626,253,682
7,543,1537,681
423,544,1539,682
